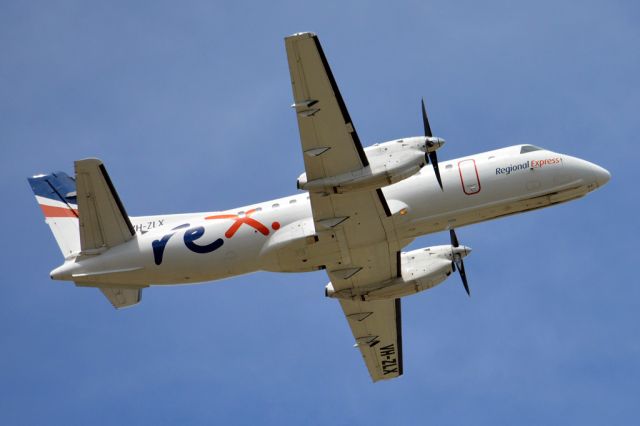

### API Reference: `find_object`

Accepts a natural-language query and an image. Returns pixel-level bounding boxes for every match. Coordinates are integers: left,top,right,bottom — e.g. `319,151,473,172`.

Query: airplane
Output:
28,32,610,382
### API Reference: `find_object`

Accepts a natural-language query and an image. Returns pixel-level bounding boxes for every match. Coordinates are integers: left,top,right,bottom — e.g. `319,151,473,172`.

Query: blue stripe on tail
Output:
28,172,77,204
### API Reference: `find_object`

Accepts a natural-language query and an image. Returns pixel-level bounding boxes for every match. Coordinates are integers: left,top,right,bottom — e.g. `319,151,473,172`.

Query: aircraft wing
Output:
285,32,404,382
339,298,403,381
285,32,369,180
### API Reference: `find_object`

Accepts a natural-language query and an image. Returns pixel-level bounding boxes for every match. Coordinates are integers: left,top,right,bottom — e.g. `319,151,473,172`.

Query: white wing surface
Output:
286,32,404,381
285,32,369,180
340,298,403,381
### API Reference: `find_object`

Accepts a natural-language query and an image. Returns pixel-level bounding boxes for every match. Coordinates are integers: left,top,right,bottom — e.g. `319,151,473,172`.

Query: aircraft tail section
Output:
74,158,135,252
29,160,145,309
29,159,136,257
28,171,81,258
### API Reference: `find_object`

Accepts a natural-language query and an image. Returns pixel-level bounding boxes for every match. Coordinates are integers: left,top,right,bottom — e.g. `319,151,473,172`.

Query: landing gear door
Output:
459,159,481,195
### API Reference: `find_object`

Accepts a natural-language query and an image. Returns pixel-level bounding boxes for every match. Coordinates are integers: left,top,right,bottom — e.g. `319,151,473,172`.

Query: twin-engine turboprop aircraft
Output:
28,32,610,382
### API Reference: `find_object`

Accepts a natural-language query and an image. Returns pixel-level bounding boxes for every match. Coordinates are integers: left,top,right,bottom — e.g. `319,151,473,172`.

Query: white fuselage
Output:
51,145,609,287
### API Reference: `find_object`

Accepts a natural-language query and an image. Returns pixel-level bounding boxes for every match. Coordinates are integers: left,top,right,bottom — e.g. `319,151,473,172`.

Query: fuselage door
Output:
459,159,481,195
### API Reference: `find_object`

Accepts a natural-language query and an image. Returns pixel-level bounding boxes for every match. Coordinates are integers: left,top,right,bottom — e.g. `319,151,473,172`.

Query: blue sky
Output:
2,1,639,424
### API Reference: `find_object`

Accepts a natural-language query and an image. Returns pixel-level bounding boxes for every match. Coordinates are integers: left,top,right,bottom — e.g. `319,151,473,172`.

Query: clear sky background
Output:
2,1,638,424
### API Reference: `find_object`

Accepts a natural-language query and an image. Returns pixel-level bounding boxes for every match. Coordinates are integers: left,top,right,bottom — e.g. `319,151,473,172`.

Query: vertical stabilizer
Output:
28,172,80,258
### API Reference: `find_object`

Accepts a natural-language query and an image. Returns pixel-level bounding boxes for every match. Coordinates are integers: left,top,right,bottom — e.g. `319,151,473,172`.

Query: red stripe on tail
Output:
40,204,79,218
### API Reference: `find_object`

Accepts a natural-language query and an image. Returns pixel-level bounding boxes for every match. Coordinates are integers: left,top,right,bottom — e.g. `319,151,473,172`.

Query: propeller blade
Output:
449,229,459,247
457,258,471,296
421,98,432,137
450,229,470,296
430,150,443,190
421,98,443,190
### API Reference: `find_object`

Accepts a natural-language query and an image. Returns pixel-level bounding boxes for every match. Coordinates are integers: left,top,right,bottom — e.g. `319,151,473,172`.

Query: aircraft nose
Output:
570,156,611,189
591,163,611,187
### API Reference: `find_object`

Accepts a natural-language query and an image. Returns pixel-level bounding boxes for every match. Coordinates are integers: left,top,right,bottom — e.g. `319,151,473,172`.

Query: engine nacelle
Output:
297,136,444,194
325,244,470,301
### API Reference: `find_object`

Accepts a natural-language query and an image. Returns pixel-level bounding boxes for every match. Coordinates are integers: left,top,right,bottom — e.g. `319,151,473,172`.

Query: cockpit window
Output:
520,145,543,154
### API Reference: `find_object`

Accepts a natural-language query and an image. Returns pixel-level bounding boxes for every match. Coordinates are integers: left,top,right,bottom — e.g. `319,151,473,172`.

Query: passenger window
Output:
272,203,280,208
289,199,297,204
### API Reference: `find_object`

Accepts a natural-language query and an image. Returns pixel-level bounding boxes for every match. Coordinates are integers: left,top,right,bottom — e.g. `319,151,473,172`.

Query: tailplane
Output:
99,286,144,309
74,158,135,252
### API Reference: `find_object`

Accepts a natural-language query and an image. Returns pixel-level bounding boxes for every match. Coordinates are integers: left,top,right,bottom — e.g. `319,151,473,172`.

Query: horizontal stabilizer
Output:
99,287,144,309
75,159,135,252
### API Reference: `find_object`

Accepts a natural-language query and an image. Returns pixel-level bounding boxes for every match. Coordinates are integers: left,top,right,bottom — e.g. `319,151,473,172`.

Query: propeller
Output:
421,98,443,190
449,229,470,296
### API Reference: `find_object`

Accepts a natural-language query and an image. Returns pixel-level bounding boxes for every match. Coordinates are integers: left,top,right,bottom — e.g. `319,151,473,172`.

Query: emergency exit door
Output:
459,159,481,195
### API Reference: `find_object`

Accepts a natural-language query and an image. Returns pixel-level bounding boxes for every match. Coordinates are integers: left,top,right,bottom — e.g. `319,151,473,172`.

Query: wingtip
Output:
285,31,316,40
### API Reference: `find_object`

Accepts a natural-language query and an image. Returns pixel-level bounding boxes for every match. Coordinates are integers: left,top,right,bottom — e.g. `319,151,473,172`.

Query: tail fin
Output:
28,172,81,258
